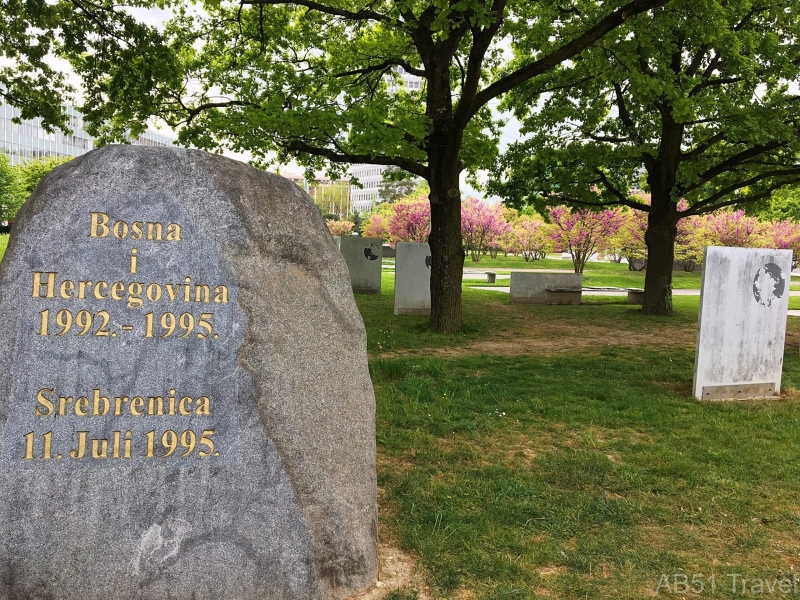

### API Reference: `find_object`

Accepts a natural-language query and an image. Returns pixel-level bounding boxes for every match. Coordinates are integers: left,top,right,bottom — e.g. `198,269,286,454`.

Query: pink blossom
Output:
387,195,431,246
326,219,354,236
362,214,390,241
461,198,511,262
548,206,622,273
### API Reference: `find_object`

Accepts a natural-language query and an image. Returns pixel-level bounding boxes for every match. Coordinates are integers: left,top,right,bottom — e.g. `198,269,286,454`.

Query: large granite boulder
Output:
0,146,377,599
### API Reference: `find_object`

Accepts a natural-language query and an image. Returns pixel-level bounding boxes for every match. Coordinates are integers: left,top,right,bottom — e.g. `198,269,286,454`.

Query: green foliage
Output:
378,167,426,204
746,185,800,222
15,156,72,196
0,0,176,136
491,0,800,217
0,154,23,222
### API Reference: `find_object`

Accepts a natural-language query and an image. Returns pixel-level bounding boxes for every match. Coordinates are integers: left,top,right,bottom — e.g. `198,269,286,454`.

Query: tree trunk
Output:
428,186,464,333
642,199,678,316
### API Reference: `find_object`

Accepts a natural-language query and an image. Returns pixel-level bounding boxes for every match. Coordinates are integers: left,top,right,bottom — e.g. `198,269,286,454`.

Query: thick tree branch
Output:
285,139,428,178
682,177,800,217
335,58,426,80
453,0,507,129
468,0,668,119
541,190,651,212
679,141,785,195
240,0,395,24
680,131,726,161
681,167,800,216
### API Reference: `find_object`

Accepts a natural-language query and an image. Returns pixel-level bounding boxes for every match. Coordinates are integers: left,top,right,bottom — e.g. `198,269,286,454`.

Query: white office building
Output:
0,99,173,165
350,67,423,213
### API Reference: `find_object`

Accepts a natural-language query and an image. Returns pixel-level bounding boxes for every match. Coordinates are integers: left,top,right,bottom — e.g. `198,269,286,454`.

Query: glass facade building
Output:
0,99,173,165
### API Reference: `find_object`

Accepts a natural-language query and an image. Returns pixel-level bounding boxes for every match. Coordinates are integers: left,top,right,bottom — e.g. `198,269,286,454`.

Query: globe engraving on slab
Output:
753,262,786,307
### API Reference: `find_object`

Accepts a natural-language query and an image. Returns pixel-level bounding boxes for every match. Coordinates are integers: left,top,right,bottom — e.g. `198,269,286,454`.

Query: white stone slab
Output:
693,246,792,400
394,242,431,315
335,236,383,294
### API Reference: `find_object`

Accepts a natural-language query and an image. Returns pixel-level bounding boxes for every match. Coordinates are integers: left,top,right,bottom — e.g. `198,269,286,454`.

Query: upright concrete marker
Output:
393,242,431,315
693,246,792,401
0,146,377,599
335,236,383,294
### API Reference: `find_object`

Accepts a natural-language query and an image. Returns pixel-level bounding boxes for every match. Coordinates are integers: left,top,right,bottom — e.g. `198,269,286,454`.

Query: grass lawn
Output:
0,234,7,260
361,273,800,599
464,255,703,290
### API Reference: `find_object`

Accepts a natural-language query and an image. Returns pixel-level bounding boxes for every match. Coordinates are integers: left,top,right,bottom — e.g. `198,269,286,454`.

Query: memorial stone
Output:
509,272,582,304
394,242,431,315
0,146,378,599
334,236,383,294
694,246,792,400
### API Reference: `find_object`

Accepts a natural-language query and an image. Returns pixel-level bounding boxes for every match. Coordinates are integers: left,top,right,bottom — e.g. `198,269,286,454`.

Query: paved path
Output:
471,285,800,316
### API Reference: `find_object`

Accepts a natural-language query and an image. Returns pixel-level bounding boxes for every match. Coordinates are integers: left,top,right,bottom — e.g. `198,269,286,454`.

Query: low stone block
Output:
510,272,582,304
627,289,645,304
544,287,582,305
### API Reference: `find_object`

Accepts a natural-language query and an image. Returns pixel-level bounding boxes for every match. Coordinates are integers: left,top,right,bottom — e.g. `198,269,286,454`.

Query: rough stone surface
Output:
694,246,792,400
334,237,383,294
509,272,582,304
0,146,377,599
393,242,431,316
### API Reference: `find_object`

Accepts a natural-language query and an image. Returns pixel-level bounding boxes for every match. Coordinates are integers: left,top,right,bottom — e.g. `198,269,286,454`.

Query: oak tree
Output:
489,0,800,315
76,0,669,332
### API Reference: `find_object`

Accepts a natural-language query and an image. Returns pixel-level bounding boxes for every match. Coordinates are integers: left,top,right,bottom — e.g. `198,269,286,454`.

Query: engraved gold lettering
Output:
70,432,87,459
113,396,129,416
35,388,54,416
93,281,108,300
112,431,121,458
75,396,89,416
166,223,181,241
58,396,73,416
130,248,138,274
194,285,210,303
196,396,211,415
59,280,74,299
112,221,128,239
166,284,180,301
91,438,108,458
214,285,229,303
179,396,193,415
147,222,163,241
32,272,56,298
93,390,110,416
110,281,125,301
168,389,176,415
123,431,132,458
78,280,92,299
131,222,143,240
146,283,162,302
184,277,191,302
89,212,110,238
128,282,144,308
130,396,145,416
148,396,165,416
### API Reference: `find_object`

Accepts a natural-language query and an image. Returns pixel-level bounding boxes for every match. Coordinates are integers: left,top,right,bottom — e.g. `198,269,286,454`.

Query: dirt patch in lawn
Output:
380,311,699,359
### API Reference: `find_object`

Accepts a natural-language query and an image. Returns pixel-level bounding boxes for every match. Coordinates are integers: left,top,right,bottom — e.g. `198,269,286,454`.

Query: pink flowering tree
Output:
514,214,553,261
387,195,431,246
605,207,647,269
361,213,390,242
461,198,511,262
766,220,800,268
549,206,622,273
705,210,764,247
326,219,354,237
